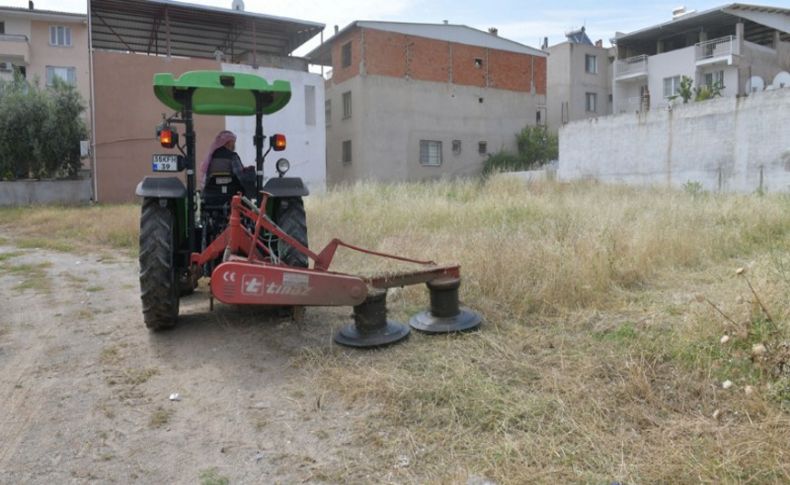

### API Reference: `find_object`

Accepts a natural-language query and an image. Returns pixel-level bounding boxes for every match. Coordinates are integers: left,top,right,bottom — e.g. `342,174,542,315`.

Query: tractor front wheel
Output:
274,197,309,268
139,198,179,330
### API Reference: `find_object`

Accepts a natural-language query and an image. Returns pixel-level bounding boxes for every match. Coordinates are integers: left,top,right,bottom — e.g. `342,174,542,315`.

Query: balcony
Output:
0,34,30,63
614,55,648,82
695,36,738,67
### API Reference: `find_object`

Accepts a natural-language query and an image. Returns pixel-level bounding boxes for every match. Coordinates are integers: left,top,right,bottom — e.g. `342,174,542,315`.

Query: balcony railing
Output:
695,36,737,63
614,55,648,80
0,34,29,43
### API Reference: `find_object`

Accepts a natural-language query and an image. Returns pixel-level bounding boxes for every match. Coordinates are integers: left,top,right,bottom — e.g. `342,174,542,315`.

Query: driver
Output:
199,130,245,189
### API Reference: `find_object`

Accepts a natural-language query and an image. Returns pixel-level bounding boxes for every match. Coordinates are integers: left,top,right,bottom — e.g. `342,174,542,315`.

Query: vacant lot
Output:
1,177,788,483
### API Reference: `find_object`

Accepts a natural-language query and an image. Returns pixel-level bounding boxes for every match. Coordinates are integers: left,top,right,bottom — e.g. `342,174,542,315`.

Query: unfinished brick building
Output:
307,21,547,184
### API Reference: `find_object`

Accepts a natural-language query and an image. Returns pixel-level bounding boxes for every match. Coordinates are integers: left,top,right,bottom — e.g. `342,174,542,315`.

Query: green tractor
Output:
136,70,308,330
136,70,481,348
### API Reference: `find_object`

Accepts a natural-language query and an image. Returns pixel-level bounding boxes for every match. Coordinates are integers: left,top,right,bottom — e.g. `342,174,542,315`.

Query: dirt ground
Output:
0,235,372,484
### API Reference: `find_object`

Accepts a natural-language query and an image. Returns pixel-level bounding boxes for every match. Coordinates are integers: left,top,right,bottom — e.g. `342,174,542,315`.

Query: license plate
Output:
152,154,180,172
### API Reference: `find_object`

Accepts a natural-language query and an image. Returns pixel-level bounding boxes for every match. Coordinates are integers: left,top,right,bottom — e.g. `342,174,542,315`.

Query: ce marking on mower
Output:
222,271,237,283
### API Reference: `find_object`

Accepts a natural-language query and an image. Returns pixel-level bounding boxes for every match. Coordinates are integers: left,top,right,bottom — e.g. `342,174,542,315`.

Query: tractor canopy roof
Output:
153,70,291,116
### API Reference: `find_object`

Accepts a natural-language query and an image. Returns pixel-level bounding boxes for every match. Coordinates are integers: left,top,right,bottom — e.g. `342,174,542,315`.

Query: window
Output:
452,140,461,155
704,70,725,89
536,110,542,125
585,54,598,74
304,85,316,126
342,91,352,119
478,141,487,155
325,100,331,127
585,92,597,113
342,140,352,164
46,66,76,86
420,140,442,166
474,58,483,69
0,22,5,34
341,41,352,68
49,25,72,47
663,76,681,98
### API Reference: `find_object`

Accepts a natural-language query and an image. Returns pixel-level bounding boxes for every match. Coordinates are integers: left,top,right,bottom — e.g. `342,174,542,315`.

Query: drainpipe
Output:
736,22,744,95
87,1,98,202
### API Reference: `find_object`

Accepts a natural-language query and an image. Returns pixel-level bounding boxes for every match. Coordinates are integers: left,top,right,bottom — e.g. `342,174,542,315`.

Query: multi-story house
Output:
0,4,89,117
306,21,547,185
546,27,614,132
612,3,790,114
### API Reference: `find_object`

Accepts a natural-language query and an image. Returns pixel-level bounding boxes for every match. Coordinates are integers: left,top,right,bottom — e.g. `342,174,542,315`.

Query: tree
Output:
483,125,558,174
0,75,87,180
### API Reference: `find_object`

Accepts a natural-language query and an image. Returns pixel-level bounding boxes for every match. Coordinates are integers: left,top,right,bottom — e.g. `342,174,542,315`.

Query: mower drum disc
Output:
334,289,410,348
409,277,482,333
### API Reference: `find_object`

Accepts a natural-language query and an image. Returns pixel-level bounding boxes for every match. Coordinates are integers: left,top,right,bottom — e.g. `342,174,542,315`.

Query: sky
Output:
2,0,789,56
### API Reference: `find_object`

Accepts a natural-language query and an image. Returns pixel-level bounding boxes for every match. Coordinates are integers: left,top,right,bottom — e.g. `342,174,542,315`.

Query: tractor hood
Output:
153,71,291,116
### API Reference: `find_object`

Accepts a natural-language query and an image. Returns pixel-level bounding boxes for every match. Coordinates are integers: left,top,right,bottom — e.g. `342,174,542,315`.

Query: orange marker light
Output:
159,128,175,148
271,134,286,151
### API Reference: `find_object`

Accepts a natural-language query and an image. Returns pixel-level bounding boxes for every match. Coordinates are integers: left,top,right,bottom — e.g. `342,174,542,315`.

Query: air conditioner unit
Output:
0,62,13,72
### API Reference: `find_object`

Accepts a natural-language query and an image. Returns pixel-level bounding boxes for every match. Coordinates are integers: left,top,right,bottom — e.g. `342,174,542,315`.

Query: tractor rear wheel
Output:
139,198,179,330
274,197,309,268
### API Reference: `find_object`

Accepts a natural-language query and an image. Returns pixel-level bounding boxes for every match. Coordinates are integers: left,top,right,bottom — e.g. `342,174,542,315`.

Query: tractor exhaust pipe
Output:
409,278,482,333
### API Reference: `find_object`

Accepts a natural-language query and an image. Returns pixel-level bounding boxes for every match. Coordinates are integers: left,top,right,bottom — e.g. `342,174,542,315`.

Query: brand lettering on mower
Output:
266,281,312,296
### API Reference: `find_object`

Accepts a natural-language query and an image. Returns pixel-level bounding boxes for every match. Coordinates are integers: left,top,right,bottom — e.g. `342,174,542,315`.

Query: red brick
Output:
364,29,407,78
331,26,545,94
331,29,361,85
408,36,450,83
451,43,488,88
488,49,532,92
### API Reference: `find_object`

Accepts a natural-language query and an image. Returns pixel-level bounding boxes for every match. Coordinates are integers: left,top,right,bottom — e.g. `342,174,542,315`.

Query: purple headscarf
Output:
200,130,237,188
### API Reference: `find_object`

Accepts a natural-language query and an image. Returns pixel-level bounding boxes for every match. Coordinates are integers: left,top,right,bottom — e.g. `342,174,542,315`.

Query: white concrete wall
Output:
0,178,91,206
558,88,790,193
221,63,326,193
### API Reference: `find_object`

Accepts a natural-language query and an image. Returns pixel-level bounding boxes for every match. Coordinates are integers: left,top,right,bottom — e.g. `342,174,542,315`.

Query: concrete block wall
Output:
558,88,790,193
0,178,92,206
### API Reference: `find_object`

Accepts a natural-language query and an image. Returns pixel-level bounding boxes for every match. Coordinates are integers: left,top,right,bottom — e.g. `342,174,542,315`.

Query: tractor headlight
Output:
275,158,290,177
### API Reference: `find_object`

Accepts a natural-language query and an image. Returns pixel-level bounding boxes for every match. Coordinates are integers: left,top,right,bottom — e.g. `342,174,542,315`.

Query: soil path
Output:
0,237,358,484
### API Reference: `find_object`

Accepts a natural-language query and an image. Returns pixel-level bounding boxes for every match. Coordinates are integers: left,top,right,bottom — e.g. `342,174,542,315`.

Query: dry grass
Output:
1,178,788,482
0,204,139,255
300,177,790,483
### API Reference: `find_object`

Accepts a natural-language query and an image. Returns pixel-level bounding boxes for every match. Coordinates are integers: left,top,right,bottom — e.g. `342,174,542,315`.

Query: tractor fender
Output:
262,177,310,197
136,177,187,199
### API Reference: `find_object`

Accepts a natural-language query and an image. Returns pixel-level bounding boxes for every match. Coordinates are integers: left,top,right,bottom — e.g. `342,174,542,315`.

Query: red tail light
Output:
271,134,286,151
159,128,176,148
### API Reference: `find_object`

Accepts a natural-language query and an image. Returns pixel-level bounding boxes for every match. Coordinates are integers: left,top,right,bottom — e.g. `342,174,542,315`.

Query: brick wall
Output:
330,29,362,84
332,27,546,94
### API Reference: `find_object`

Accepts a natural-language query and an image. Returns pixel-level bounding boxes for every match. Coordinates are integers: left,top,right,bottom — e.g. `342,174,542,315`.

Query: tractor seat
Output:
202,157,244,207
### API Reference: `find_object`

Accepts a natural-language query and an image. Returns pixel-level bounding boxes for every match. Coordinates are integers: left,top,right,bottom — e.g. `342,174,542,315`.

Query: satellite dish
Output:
772,71,790,89
232,0,245,11
747,76,764,93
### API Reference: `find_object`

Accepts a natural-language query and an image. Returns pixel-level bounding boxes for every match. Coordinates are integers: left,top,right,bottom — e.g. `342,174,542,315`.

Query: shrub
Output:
516,125,558,166
483,125,557,174
0,75,87,180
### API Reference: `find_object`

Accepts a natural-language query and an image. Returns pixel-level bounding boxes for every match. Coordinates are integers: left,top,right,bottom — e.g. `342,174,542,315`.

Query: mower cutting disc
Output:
409,277,482,333
409,307,482,333
334,289,410,348
334,320,411,348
